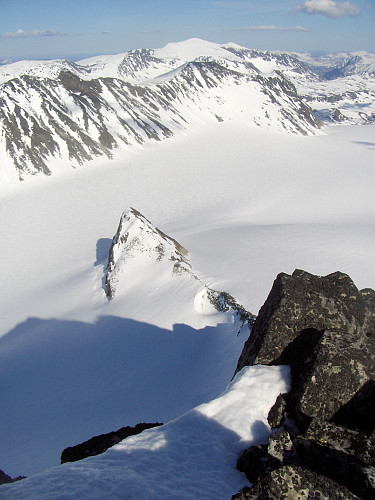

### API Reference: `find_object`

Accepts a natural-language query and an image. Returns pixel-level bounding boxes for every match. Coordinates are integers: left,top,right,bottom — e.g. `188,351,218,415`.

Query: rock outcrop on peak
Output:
105,207,193,299
233,270,375,499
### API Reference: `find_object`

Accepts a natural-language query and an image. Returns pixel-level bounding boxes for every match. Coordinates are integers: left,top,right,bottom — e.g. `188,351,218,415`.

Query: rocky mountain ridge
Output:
4,38,375,182
1,39,374,182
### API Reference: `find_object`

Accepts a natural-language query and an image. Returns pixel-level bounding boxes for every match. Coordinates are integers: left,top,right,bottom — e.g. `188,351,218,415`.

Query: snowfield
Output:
0,116,375,497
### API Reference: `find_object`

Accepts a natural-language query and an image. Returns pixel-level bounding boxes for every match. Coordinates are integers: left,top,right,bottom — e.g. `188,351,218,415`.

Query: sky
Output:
0,0,374,61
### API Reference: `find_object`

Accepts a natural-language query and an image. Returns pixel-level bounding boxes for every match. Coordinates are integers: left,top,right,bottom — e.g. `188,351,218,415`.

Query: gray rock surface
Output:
232,465,359,499
233,270,375,499
236,269,375,370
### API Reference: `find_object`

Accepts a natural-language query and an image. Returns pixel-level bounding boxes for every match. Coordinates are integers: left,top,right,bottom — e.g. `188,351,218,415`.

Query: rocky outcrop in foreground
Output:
233,270,375,499
61,422,163,464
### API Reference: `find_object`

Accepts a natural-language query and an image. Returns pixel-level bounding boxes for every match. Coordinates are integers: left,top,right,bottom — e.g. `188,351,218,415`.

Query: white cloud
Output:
232,24,311,31
295,0,361,18
0,29,66,39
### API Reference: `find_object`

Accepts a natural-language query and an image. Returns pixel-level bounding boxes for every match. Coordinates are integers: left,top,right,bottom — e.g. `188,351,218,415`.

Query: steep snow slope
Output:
0,122,374,488
0,365,290,500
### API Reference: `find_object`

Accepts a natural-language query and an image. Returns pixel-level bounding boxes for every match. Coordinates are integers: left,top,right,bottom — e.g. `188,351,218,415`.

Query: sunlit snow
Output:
0,42,375,497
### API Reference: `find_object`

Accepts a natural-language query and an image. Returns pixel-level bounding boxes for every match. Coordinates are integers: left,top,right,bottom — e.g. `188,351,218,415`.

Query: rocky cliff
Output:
233,270,375,499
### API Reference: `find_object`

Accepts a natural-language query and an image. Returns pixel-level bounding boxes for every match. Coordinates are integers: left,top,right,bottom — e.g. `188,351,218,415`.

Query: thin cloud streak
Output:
231,25,312,32
138,30,162,34
295,0,361,18
0,29,67,39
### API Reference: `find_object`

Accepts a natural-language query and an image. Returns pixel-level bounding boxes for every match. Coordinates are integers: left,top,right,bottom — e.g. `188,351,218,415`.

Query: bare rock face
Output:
61,422,163,464
232,466,360,499
235,269,375,430
0,469,26,485
236,269,375,369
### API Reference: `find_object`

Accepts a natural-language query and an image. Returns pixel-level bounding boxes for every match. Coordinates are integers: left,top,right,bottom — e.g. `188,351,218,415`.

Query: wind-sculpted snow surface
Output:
0,365,290,499
0,38,323,181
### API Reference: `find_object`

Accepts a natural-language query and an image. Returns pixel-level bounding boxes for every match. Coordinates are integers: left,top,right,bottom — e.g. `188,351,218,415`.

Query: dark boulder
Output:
237,429,298,484
61,422,162,464
0,469,26,484
237,443,279,484
276,327,375,430
267,393,288,429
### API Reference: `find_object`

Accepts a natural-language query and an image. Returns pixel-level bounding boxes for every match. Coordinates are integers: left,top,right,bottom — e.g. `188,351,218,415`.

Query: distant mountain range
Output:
0,39,374,182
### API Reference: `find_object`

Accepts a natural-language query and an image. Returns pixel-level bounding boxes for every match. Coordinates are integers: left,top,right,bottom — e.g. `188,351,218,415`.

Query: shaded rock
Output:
237,429,298,485
232,465,360,499
267,393,288,429
293,419,375,498
277,328,375,430
332,378,375,434
237,443,279,484
61,422,162,464
0,469,26,484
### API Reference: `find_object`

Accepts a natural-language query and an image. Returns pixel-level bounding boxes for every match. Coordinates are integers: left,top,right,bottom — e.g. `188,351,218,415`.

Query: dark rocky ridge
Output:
233,270,375,499
0,469,26,485
61,422,163,464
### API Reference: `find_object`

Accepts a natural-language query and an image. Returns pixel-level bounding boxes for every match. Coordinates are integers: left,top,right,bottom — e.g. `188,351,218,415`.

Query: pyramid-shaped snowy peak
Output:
105,207,194,299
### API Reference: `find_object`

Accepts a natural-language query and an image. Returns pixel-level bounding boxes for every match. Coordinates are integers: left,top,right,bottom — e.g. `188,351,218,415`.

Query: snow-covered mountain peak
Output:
154,38,240,63
105,207,193,298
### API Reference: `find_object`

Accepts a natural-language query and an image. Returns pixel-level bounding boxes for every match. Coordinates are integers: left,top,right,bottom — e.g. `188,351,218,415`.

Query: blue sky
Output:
0,0,374,60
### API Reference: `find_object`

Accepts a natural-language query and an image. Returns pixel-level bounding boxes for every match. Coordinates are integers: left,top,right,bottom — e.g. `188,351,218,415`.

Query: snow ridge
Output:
106,207,193,299
0,39,325,182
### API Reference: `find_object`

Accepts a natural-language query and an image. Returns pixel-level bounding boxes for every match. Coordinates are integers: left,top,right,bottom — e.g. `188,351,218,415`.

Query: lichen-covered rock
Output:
235,270,375,431
268,429,298,465
236,269,375,370
232,465,360,499
293,419,375,498
278,328,375,429
332,379,375,434
237,429,299,485
267,393,288,429
236,443,278,484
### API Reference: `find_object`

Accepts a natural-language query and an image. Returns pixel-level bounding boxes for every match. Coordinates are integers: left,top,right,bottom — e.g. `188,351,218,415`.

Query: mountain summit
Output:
105,207,193,299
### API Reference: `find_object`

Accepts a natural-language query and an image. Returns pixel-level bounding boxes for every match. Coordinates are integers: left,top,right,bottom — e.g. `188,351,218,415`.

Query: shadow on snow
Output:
0,315,242,477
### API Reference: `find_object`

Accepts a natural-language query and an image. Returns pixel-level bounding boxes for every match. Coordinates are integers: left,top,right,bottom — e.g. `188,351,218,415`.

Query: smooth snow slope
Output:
0,365,290,500
0,121,375,489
